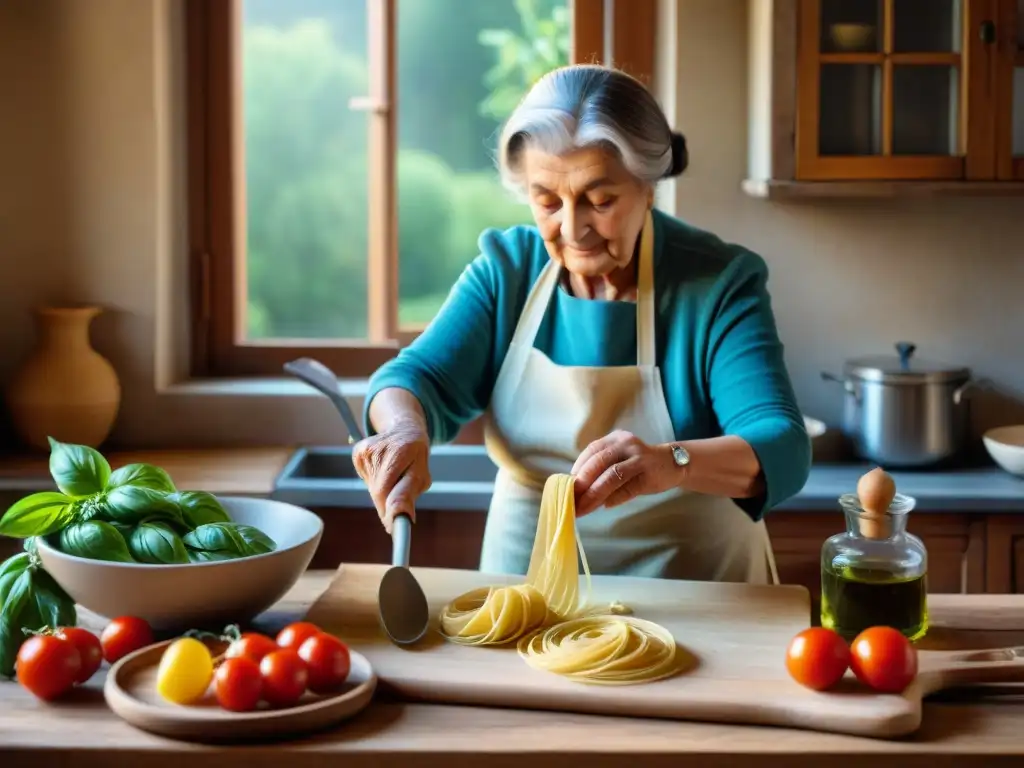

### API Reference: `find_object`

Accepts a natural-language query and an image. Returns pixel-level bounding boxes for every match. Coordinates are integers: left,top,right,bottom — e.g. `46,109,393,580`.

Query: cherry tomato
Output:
849,626,918,693
225,632,278,664
259,648,308,707
298,633,351,694
215,657,263,712
275,621,322,652
55,627,103,684
17,635,83,701
100,616,155,664
785,627,851,691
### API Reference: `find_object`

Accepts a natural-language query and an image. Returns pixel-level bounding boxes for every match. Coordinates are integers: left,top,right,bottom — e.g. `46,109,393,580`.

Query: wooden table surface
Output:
3,568,1024,768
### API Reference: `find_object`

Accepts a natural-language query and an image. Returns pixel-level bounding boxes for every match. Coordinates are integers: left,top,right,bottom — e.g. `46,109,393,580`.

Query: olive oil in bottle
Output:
819,468,929,642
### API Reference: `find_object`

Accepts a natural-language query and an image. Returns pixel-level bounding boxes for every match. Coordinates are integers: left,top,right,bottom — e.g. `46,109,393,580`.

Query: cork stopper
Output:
855,467,897,539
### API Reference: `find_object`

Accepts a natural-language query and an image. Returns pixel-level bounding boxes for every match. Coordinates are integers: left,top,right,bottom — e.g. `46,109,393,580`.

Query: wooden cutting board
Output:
304,564,1024,739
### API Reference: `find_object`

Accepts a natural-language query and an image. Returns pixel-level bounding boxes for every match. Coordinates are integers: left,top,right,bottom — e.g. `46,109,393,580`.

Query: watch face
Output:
671,445,690,467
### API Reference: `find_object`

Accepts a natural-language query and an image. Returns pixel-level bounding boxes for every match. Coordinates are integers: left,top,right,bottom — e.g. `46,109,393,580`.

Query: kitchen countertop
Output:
1,444,1020,513
3,568,1024,767
780,463,1024,512
0,446,295,495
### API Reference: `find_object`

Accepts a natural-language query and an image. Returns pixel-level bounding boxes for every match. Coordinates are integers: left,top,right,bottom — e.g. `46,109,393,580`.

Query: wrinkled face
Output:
521,145,653,278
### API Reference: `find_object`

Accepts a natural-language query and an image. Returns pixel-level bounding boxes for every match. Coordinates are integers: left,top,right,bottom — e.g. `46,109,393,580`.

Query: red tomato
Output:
214,657,263,712
259,648,308,707
100,616,155,664
275,621,322,651
785,627,851,691
225,632,278,664
297,633,351,693
849,626,918,693
17,635,82,701
55,627,103,684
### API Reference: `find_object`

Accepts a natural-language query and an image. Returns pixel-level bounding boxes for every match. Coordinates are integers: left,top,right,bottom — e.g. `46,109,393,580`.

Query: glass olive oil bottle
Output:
820,468,928,642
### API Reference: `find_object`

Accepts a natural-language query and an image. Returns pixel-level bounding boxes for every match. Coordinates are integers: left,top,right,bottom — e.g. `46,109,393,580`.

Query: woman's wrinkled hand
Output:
571,430,679,516
352,419,432,534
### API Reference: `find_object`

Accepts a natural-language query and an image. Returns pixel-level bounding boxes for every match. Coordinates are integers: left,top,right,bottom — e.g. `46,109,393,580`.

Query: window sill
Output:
159,376,371,399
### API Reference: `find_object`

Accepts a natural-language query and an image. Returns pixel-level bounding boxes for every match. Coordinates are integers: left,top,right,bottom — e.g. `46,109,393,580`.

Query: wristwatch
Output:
670,443,691,467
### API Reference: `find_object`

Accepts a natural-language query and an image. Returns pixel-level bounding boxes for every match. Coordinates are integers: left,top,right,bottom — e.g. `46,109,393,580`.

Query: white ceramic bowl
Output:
983,426,1024,476
37,497,324,631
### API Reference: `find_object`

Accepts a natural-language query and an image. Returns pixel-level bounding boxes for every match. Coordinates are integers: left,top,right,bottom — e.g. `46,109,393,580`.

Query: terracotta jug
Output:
6,306,121,451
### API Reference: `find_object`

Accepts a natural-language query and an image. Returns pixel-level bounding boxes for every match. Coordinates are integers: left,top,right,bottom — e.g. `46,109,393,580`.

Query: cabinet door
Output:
996,0,1024,178
796,0,975,180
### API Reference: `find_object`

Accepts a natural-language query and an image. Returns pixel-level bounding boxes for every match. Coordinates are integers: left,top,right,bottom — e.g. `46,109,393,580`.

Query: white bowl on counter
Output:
36,497,324,631
983,426,1024,477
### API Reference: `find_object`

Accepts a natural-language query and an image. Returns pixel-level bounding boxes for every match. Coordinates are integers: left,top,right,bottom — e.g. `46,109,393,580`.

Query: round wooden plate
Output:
104,640,378,743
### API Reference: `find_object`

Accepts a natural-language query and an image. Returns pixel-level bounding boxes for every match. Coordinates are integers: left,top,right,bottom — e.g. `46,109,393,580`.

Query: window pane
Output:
396,0,569,329
241,0,370,340
819,65,883,155
892,0,960,53
892,66,959,156
820,0,882,53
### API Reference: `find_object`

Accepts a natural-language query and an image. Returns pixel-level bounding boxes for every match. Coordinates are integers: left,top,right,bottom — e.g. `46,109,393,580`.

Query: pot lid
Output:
844,342,971,384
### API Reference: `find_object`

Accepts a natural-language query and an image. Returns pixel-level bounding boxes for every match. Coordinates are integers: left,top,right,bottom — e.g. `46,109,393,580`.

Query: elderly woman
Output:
354,64,811,584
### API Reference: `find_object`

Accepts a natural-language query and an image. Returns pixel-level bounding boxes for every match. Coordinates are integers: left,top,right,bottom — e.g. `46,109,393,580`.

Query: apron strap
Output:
506,260,560,350
636,210,656,367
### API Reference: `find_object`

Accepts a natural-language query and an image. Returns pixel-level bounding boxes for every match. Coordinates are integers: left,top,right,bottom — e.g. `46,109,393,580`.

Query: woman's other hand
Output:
571,430,678,516
353,418,432,534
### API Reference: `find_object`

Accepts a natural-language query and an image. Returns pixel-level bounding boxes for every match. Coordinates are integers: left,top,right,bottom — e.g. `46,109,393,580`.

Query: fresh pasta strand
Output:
437,473,681,685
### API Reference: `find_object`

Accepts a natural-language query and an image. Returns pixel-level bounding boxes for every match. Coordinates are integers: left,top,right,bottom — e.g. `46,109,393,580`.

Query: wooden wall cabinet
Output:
745,0,1024,197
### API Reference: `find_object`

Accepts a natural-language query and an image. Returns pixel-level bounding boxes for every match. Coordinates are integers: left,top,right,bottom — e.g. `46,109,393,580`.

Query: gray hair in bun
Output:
496,64,687,197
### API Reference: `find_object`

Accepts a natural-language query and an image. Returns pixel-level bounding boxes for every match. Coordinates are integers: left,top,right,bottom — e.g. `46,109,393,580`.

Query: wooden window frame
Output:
186,0,656,378
994,0,1024,179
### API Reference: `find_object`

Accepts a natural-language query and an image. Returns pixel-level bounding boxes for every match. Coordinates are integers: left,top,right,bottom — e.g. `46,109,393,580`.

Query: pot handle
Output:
821,371,859,398
952,377,989,405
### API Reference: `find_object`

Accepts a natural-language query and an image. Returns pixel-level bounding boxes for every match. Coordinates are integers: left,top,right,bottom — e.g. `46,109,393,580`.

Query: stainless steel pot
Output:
821,342,978,468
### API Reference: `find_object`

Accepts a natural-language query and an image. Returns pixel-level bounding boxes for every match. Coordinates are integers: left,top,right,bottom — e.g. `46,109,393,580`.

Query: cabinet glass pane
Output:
820,0,882,53
893,0,960,53
819,65,882,155
892,66,959,155
1014,69,1024,157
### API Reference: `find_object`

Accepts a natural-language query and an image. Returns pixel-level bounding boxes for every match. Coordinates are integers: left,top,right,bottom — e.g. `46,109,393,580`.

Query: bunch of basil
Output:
0,539,76,677
0,438,278,676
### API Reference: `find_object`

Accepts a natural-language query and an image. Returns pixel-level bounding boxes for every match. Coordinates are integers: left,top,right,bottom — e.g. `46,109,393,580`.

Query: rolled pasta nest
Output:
438,473,681,685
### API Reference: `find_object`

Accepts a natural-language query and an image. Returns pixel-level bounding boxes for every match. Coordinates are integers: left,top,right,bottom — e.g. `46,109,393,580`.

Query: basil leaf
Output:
172,491,231,529
186,549,234,563
226,523,276,555
182,523,247,559
107,463,177,493
0,492,73,538
47,437,111,497
128,520,188,564
26,569,76,630
58,521,134,563
104,486,182,525
108,521,136,540
0,570,33,677
0,553,31,582
0,564,31,609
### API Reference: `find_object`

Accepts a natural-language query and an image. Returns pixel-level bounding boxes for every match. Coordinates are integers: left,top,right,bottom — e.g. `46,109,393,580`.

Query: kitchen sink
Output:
272,445,498,511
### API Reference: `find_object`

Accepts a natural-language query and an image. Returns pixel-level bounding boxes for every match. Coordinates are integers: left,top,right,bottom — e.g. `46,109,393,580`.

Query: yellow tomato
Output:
156,637,214,705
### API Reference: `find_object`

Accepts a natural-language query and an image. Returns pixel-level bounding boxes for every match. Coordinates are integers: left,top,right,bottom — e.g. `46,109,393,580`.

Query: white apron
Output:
479,211,779,584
